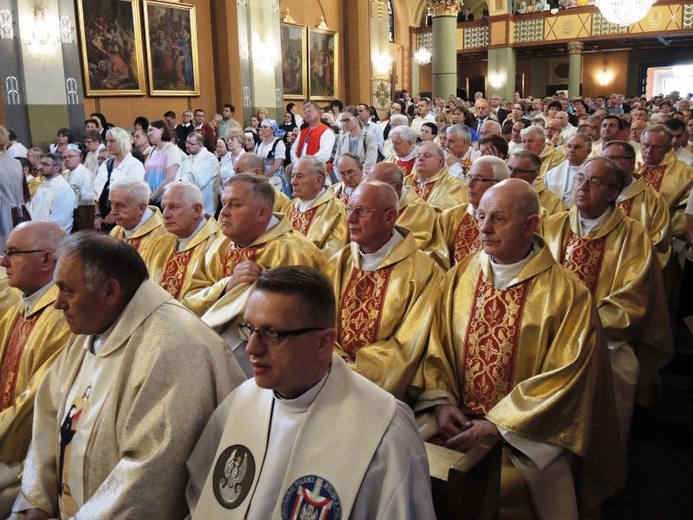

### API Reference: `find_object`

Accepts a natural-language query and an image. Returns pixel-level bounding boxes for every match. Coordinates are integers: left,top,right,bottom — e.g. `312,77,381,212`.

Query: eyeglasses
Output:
575,175,612,189
345,206,391,217
39,161,55,167
467,176,500,185
508,167,539,175
237,322,324,346
3,248,46,258
341,118,354,123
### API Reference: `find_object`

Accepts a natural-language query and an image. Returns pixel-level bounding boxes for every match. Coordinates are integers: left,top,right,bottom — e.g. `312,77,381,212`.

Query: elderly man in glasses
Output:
541,157,672,449
186,265,435,519
326,180,442,401
0,222,69,517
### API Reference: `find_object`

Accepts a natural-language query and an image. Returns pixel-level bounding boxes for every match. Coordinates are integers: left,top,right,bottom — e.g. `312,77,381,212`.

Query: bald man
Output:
0,222,70,516
415,178,622,519
327,181,442,401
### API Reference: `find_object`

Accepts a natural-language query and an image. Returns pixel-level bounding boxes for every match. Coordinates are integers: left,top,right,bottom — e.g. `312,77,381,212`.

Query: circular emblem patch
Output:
281,475,342,520
212,444,255,509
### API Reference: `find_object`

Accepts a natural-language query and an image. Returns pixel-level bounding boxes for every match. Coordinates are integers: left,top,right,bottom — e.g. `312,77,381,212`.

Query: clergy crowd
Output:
0,87,692,518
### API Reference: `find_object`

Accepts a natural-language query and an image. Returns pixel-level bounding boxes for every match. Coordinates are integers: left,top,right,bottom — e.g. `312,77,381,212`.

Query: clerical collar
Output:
399,187,408,202
21,281,54,317
90,321,117,355
577,205,613,236
273,366,330,413
616,179,636,203
177,217,207,251
297,187,326,213
489,238,539,290
467,204,477,217
359,229,404,271
265,215,280,233
397,148,417,161
123,207,154,237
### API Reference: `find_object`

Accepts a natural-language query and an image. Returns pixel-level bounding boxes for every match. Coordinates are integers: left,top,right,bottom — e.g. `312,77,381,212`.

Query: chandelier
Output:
594,0,656,27
414,48,432,65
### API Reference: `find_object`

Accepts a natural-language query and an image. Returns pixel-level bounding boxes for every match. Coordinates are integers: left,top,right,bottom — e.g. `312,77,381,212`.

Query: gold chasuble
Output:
286,190,349,259
541,207,674,405
438,203,481,266
146,218,222,301
109,206,168,271
0,267,20,313
327,229,442,402
183,215,325,317
636,150,693,237
397,189,449,270
539,145,566,176
329,182,354,205
534,178,566,219
0,284,70,464
403,167,467,212
617,177,671,269
414,241,623,514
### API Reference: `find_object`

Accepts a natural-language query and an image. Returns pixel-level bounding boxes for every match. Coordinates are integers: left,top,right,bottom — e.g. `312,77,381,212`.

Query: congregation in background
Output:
1,86,692,518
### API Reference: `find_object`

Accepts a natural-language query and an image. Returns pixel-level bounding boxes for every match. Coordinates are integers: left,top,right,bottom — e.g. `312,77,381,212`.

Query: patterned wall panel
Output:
684,3,693,29
463,25,489,49
545,13,591,41
512,18,543,43
630,4,683,33
592,12,629,36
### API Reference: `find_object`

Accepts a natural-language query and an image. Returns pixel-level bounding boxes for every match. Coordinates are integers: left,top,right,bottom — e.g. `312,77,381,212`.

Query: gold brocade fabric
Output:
404,168,467,213
539,145,566,176
462,271,530,416
185,215,325,318
0,311,42,410
338,266,394,358
328,229,443,402
541,207,674,404
285,190,349,259
415,241,624,511
635,150,693,238
223,245,259,277
413,180,435,201
397,189,449,270
109,206,169,269
160,249,195,299
535,179,566,220
561,232,606,294
440,205,481,266
617,177,671,269
0,285,70,464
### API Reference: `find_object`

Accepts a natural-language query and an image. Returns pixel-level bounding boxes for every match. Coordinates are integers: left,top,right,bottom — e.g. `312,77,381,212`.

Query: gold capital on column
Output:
566,41,584,55
427,0,462,17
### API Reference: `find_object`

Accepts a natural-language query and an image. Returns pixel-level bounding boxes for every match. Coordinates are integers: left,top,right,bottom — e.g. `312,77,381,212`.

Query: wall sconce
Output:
29,0,58,56
414,47,432,65
489,71,505,89
254,37,280,74
597,59,613,86
373,51,392,75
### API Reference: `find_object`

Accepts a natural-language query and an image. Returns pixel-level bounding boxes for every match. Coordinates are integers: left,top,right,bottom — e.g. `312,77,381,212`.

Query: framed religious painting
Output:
308,28,338,101
143,0,200,96
76,0,147,96
280,23,307,100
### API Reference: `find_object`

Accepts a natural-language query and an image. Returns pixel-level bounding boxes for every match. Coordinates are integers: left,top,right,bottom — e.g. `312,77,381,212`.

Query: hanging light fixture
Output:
594,0,656,27
414,47,432,65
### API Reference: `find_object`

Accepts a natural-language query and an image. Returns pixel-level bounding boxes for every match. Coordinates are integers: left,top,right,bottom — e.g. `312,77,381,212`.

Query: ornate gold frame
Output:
308,27,338,101
76,0,147,96
143,0,200,96
280,22,308,100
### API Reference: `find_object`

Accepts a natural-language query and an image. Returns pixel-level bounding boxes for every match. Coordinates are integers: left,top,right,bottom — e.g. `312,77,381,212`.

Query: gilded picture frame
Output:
280,23,308,100
143,0,200,96
76,0,147,96
308,28,338,101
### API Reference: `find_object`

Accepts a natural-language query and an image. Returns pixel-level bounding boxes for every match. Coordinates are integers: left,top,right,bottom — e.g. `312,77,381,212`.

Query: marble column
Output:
427,0,460,99
567,41,584,98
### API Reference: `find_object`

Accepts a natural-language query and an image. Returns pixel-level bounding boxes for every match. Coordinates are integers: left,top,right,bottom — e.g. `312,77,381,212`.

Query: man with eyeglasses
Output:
186,265,435,519
541,157,672,449
520,125,565,176
182,131,221,215
508,151,565,220
28,153,76,233
544,133,593,208
439,156,508,266
286,156,348,259
405,141,466,212
329,153,364,205
13,231,244,520
603,140,671,269
368,162,448,269
0,222,69,517
415,178,623,519
82,130,104,177
326,181,442,401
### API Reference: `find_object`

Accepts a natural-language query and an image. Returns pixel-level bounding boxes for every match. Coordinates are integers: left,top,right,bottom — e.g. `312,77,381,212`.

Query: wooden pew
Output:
425,436,502,519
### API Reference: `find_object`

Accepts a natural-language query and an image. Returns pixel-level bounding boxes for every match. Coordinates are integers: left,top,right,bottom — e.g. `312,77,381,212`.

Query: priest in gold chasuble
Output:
328,181,442,402
413,180,623,519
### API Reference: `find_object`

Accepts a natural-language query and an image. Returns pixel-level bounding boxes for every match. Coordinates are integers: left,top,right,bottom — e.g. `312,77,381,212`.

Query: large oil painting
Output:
280,23,307,100
76,0,146,96
308,28,338,101
143,0,200,96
